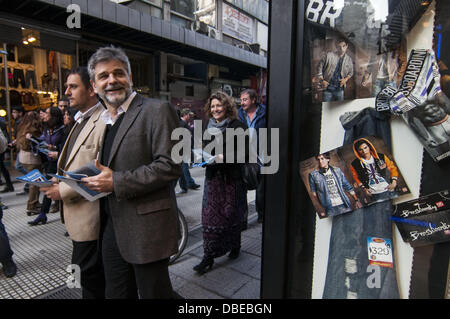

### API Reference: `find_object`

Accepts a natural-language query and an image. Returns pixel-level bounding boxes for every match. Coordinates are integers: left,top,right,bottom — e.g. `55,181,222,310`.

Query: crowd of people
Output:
0,45,267,299
0,100,78,278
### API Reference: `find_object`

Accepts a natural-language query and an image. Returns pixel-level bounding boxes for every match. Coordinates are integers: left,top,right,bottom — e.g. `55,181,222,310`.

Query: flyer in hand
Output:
50,161,110,202
29,137,51,156
192,148,217,167
16,169,53,187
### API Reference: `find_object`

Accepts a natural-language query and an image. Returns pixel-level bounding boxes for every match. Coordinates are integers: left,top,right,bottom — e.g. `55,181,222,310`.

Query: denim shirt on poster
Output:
308,166,353,210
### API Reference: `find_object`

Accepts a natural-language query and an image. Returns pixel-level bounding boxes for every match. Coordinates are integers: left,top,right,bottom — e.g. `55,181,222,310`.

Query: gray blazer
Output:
104,93,182,264
317,51,354,85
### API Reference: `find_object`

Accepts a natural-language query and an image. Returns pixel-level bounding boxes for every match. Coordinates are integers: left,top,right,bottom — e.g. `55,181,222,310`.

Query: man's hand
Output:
81,160,114,193
322,80,329,89
40,183,62,201
48,151,58,160
340,77,348,87
354,200,363,209
387,179,397,192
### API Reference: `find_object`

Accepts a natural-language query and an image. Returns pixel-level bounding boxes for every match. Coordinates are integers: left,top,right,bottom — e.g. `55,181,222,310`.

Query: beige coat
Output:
57,103,106,242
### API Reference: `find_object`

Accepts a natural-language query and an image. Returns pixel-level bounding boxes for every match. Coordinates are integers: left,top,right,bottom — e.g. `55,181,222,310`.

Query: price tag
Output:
367,237,393,268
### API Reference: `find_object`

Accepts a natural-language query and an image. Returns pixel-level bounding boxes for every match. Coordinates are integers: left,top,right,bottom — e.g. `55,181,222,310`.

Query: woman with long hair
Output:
28,107,65,226
193,91,249,275
16,111,43,216
63,107,77,139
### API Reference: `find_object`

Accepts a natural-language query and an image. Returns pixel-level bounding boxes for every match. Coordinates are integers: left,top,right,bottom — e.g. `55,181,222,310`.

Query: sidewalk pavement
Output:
0,167,262,299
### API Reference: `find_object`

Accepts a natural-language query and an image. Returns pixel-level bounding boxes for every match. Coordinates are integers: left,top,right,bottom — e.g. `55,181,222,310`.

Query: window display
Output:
1,41,75,112
300,136,410,219
297,0,449,299
392,190,450,247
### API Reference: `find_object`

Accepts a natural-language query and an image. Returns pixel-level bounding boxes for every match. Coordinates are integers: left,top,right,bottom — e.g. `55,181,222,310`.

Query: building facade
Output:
0,0,268,121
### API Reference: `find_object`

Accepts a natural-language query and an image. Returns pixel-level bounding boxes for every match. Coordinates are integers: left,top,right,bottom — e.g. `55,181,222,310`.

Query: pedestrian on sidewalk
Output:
0,132,16,278
16,111,43,216
41,67,106,299
10,105,29,194
82,46,181,299
193,91,249,275
28,107,65,226
0,107,22,194
238,89,266,224
0,207,16,278
177,108,200,194
0,119,9,186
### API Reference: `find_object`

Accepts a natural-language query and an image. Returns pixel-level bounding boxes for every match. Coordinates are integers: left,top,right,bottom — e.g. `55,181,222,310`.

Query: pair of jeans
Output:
323,191,399,299
327,203,351,217
36,161,57,218
15,153,28,175
24,70,37,89
372,78,396,97
12,69,26,89
256,176,265,218
0,208,13,263
0,153,13,189
22,164,41,210
340,107,392,152
323,87,344,102
0,68,13,87
179,162,196,190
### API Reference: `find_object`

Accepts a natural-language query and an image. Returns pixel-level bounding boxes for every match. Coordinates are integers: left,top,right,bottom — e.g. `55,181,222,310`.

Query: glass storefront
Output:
266,0,450,299
1,27,76,113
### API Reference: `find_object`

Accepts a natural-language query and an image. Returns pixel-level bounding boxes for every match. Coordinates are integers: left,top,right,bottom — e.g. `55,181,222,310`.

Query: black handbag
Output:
241,162,260,190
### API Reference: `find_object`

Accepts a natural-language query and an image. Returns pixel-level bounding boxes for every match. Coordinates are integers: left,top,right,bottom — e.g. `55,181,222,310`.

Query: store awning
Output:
0,0,266,75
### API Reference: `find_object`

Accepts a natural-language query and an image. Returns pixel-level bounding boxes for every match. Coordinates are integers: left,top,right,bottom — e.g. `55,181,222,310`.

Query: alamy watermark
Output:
171,121,279,175
66,264,81,289
66,4,81,29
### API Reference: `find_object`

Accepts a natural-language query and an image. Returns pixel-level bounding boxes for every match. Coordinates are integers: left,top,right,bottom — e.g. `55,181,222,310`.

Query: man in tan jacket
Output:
41,67,106,299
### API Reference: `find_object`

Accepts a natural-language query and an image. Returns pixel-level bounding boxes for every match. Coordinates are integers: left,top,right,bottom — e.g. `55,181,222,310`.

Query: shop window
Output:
285,0,449,300
224,0,269,24
196,0,217,27
17,45,34,64
171,0,195,19
0,44,15,63
142,0,162,7
171,14,191,29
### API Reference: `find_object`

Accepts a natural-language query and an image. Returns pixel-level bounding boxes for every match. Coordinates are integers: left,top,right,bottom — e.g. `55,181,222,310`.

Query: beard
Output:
99,86,132,108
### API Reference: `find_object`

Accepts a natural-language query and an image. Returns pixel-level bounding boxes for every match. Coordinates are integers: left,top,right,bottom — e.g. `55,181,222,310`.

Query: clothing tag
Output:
367,237,393,268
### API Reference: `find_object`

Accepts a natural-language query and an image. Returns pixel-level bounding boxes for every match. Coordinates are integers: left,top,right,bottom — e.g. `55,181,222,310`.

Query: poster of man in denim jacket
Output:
308,152,362,218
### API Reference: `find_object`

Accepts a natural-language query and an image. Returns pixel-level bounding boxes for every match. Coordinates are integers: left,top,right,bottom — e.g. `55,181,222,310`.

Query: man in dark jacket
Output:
238,89,266,223
177,108,200,194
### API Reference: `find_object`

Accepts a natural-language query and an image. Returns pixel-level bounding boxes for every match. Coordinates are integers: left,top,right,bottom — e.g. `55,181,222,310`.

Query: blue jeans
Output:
323,87,344,102
372,78,396,97
341,107,392,152
15,153,28,175
327,204,352,217
323,193,400,299
0,208,13,263
178,162,196,190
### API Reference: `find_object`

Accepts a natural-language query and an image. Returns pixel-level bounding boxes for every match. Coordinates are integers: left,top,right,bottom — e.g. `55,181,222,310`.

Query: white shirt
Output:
323,168,344,207
74,102,102,124
361,156,389,194
100,91,137,125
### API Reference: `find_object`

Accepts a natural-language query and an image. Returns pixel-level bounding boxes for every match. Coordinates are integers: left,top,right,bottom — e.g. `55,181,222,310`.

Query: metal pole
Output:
1,43,13,164
57,51,62,97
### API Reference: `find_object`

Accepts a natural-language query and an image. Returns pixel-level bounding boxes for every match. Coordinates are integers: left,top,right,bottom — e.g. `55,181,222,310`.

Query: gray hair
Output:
87,45,131,81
